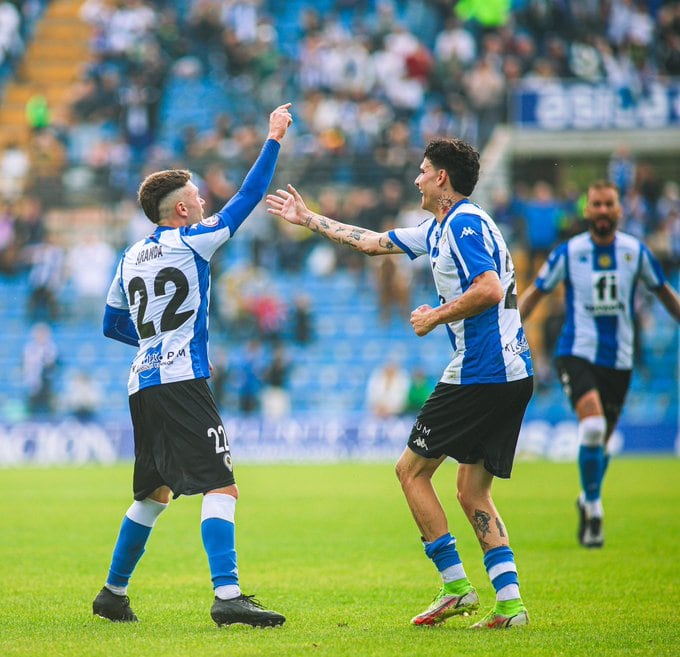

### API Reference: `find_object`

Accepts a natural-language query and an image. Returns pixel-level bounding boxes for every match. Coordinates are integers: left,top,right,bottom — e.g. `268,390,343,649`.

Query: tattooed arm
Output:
266,184,404,256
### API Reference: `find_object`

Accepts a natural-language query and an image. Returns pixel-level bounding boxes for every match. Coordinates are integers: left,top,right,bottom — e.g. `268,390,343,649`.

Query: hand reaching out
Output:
266,185,310,226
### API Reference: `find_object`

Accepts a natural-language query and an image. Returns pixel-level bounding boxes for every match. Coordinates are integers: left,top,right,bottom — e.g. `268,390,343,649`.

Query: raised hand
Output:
266,185,310,226
267,103,293,142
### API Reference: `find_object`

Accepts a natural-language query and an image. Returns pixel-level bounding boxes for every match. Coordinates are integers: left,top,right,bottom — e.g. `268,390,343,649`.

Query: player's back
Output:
120,226,212,393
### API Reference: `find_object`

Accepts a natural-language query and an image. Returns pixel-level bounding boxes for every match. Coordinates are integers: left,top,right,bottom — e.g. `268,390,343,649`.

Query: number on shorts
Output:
208,425,232,471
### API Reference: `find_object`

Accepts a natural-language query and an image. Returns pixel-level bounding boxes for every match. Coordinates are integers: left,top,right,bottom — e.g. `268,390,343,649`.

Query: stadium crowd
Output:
0,0,679,418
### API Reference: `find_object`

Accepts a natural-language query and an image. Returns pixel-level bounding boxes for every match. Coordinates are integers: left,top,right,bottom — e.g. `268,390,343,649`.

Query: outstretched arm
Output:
266,184,403,256
518,283,547,321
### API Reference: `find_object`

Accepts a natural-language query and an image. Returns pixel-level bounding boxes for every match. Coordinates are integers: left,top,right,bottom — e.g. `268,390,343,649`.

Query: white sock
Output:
215,584,241,600
584,499,603,519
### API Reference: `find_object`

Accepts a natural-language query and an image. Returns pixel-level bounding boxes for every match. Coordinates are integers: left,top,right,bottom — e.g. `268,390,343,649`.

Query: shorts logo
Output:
560,371,571,398
460,227,476,238
413,436,428,450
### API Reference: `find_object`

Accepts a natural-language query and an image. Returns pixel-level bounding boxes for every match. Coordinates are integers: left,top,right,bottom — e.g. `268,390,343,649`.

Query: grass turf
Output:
1,457,679,657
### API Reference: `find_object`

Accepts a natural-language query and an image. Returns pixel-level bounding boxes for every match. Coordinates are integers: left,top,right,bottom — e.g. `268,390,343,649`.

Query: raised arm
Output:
216,103,293,234
266,184,404,256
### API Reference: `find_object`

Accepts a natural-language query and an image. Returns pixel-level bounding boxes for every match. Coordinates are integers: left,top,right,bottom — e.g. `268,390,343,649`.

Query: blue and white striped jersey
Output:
105,139,280,394
389,199,533,384
535,231,666,370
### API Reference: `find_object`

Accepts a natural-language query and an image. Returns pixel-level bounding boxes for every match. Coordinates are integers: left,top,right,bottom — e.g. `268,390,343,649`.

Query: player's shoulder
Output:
614,230,645,249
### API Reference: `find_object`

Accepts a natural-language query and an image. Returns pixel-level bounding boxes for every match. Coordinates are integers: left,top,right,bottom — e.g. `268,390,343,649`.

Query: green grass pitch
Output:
1,457,679,657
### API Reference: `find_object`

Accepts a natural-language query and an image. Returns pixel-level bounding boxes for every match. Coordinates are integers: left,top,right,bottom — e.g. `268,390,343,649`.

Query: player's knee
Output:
206,484,239,499
395,459,408,485
578,415,607,447
127,497,168,527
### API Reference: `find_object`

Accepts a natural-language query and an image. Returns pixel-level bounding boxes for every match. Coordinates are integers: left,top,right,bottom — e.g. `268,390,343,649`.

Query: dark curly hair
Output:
423,139,480,197
137,169,192,224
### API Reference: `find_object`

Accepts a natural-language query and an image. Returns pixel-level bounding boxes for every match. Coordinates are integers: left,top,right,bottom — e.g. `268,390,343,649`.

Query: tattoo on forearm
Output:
302,212,389,254
495,517,506,538
378,236,395,251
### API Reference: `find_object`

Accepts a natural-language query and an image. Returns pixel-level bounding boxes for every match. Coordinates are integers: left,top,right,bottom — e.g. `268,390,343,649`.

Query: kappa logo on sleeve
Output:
460,226,477,238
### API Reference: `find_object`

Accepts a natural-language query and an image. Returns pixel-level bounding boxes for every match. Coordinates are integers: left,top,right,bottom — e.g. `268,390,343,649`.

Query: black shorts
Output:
555,356,631,426
129,378,236,500
407,377,534,479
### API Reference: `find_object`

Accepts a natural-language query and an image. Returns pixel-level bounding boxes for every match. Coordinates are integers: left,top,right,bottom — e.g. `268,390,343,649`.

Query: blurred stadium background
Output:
0,0,678,465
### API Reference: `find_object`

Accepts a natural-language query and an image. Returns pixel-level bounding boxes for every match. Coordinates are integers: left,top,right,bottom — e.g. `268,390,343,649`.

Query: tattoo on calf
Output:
472,509,491,538
495,517,506,538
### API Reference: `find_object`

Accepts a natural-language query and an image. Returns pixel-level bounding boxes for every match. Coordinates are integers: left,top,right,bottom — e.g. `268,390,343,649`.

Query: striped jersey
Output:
389,199,533,384
105,139,280,394
535,230,666,370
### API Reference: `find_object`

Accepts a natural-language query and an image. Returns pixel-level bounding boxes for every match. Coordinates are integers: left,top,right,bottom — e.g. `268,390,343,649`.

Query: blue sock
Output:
423,533,468,586
107,517,153,588
601,452,611,487
579,444,604,501
201,495,238,591
484,546,520,602
424,533,462,571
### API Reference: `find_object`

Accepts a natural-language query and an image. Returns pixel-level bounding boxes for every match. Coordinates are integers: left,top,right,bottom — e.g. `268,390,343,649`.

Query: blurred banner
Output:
512,80,680,130
0,415,677,466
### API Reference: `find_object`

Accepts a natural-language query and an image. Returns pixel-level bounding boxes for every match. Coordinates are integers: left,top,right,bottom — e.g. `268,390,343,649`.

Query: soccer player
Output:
518,181,680,548
92,103,293,627
266,139,534,629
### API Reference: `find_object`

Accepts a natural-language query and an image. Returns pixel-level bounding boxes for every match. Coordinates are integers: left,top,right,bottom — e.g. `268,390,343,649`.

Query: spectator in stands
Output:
22,321,59,417
0,0,23,75
519,180,565,278
289,293,314,345
461,54,505,149
65,232,117,324
25,233,66,323
0,201,14,271
267,136,533,629
0,141,30,201
26,129,66,205
607,144,637,198
405,366,432,415
372,219,412,325
61,369,103,422
233,338,265,414
365,359,411,418
25,93,50,133
261,343,292,419
519,180,680,549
